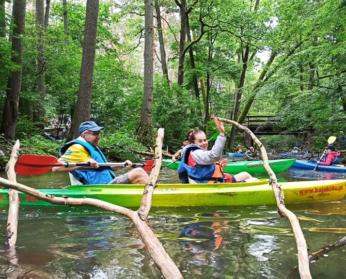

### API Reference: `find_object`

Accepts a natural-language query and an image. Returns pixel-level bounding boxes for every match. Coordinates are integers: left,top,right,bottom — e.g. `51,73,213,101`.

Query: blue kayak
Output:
292,160,346,173
226,152,248,159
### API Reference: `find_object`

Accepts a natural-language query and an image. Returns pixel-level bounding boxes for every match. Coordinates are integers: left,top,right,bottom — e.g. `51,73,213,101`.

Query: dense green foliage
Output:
0,0,345,161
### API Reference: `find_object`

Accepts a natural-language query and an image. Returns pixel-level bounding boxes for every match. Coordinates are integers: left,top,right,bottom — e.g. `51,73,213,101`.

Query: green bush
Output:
100,130,148,162
15,116,41,138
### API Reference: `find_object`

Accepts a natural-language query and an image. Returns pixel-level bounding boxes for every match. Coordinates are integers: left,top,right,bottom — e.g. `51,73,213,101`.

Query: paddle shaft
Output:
15,154,153,176
314,149,327,171
18,161,142,168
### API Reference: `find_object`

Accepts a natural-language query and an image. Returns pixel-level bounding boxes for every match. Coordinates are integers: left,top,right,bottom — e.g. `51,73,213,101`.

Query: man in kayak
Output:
177,117,255,183
52,121,149,185
318,144,341,166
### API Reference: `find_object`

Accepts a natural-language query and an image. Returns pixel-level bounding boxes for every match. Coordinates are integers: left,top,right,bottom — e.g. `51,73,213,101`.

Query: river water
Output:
0,168,346,278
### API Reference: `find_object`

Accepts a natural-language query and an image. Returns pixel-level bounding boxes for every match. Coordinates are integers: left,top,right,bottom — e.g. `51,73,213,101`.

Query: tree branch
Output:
217,117,312,279
137,128,164,220
5,140,20,250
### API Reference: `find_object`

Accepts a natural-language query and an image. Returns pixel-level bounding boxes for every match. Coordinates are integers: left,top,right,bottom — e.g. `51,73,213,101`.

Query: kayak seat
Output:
69,173,83,185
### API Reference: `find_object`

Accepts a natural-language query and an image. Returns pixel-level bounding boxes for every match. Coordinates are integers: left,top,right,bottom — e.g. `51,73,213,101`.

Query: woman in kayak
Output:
318,144,341,166
177,117,255,183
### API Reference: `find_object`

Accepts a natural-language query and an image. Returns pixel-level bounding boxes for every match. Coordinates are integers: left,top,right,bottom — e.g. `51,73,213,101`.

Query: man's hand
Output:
88,159,99,168
124,160,133,167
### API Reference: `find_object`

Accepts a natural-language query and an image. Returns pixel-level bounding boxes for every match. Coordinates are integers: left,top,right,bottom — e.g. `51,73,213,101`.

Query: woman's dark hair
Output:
327,144,335,151
186,128,204,144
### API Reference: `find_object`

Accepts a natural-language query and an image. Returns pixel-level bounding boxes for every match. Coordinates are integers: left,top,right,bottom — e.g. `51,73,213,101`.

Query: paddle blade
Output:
15,164,53,176
17,154,59,165
328,136,337,144
15,154,59,176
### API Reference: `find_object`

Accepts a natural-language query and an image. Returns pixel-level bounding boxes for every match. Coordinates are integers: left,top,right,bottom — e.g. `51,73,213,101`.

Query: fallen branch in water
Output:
309,236,346,263
0,128,183,279
289,236,346,278
217,117,311,279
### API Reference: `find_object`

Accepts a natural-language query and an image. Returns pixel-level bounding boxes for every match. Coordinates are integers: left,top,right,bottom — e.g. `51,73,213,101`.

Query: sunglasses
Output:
87,131,101,136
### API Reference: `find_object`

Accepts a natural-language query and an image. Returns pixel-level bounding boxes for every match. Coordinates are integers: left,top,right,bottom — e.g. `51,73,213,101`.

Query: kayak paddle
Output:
15,154,155,176
313,136,337,171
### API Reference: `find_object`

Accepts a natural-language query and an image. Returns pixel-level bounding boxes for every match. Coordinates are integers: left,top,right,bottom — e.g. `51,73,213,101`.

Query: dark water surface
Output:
0,168,346,278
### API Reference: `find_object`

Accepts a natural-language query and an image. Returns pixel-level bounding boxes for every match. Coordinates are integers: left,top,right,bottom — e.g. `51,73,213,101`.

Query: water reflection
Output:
288,168,346,181
179,212,229,251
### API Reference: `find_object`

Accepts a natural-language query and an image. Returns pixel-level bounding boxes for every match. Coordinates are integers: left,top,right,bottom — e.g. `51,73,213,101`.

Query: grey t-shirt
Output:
191,135,226,165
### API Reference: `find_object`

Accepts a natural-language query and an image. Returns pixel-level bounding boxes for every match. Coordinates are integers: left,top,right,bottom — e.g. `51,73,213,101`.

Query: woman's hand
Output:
213,117,225,136
219,158,228,168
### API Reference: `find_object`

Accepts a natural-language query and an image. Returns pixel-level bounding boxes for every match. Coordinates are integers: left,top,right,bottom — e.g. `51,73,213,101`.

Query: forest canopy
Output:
0,0,345,160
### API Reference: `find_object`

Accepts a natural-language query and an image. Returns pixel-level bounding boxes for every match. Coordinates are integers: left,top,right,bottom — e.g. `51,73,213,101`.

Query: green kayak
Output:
0,179,345,208
162,159,296,174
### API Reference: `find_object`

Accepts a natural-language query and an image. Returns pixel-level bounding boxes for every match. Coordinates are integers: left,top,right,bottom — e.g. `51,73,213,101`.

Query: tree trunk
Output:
1,0,26,139
44,0,50,29
299,62,304,91
69,0,99,139
307,62,315,90
228,45,250,149
62,0,69,43
186,12,199,98
237,40,304,126
237,50,277,125
138,0,154,146
34,0,46,123
202,33,214,128
0,0,6,89
176,0,187,87
154,0,169,85
0,0,5,37
337,84,346,112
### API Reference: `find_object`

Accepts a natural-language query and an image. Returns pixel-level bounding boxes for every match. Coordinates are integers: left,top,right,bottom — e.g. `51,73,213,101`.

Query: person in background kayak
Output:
236,145,244,154
177,117,255,183
52,121,149,185
318,144,341,166
244,146,258,160
172,129,194,162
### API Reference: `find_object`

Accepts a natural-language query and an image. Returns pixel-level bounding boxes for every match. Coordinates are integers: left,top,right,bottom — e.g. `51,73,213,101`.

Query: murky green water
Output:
0,169,346,278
